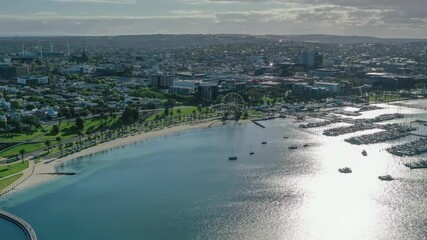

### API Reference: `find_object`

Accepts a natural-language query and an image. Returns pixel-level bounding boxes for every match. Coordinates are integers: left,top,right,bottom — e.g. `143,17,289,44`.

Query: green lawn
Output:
145,107,206,122
0,130,44,142
0,143,45,158
0,173,23,191
0,161,29,178
0,116,121,157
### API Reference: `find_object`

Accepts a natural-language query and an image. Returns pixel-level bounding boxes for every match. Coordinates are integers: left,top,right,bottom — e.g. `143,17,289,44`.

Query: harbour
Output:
0,100,426,240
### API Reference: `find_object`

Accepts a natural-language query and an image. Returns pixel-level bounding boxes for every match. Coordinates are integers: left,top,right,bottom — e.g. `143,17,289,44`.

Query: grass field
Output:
0,116,121,158
0,142,46,158
0,173,23,191
0,161,29,178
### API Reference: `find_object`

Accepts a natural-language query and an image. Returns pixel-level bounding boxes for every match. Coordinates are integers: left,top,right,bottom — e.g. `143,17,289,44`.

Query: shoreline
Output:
1,120,233,198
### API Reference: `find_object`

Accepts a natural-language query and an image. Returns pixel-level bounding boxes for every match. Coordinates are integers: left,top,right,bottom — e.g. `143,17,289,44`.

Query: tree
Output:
45,139,51,153
163,107,169,117
75,117,84,131
59,144,64,157
52,125,60,135
176,108,182,120
19,149,25,163
56,136,62,148
121,107,139,125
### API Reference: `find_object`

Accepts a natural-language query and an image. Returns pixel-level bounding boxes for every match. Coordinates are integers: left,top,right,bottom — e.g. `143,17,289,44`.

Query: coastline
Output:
1,119,232,198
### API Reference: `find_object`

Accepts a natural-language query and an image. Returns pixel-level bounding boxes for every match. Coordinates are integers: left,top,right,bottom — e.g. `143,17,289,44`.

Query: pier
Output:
0,210,37,240
39,172,77,176
252,120,266,128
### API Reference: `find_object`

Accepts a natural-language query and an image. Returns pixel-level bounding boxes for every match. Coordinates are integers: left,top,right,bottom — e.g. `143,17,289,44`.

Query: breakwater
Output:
0,210,37,240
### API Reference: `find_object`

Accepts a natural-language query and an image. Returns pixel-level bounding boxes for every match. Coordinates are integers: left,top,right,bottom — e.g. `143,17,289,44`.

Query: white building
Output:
313,81,340,93
17,76,49,85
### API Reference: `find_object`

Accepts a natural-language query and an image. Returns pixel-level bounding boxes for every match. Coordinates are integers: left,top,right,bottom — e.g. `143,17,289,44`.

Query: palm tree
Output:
59,144,64,157
19,149,25,163
176,109,182,120
56,136,62,148
45,139,51,153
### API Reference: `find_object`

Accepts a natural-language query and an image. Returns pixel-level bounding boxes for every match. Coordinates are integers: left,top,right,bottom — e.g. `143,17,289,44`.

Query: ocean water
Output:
0,102,426,240
0,217,27,240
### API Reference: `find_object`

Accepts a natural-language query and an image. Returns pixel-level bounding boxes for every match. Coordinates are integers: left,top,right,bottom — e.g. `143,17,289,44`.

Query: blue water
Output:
0,104,426,240
0,217,27,240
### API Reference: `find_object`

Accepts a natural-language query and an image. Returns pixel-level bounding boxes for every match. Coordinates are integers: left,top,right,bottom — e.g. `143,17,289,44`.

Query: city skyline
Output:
1,0,427,38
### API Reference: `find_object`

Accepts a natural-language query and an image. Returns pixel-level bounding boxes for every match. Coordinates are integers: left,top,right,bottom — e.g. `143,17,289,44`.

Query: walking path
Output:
0,160,35,196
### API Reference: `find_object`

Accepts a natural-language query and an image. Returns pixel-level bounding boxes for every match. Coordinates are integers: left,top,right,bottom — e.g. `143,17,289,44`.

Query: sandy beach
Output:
1,120,228,197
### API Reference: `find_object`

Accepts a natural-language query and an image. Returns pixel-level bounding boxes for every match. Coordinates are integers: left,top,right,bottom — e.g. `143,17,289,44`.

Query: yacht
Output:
378,163,393,180
362,149,367,156
249,145,255,155
378,175,394,181
338,167,352,173
228,148,237,160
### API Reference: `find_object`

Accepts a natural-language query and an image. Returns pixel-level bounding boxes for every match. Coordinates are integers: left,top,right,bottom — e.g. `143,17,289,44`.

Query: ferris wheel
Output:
220,93,245,119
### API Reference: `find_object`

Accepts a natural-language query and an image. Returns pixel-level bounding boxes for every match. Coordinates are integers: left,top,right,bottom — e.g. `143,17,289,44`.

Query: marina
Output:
387,138,427,156
345,124,415,145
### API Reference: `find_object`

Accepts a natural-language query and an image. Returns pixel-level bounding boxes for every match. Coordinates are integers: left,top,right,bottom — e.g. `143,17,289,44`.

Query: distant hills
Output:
274,34,427,44
0,34,426,51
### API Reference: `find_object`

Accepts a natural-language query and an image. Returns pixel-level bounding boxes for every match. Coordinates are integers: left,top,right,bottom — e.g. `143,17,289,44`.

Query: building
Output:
176,72,205,80
308,69,340,78
0,64,16,80
221,81,247,93
169,86,194,95
197,83,219,103
149,72,174,89
17,75,49,85
297,51,322,68
313,81,340,93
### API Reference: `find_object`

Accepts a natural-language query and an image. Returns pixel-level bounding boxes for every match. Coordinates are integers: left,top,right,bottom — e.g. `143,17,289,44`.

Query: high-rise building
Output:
297,51,322,68
149,72,174,89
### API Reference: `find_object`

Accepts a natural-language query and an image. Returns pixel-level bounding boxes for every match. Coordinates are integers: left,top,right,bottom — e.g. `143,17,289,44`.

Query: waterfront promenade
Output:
0,210,37,240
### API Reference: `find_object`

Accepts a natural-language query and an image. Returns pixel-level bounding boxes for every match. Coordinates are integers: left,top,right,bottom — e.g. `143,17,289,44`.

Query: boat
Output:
249,145,255,155
289,146,298,149
404,160,427,169
303,144,309,147
338,167,352,173
378,175,394,181
362,149,367,156
261,141,267,145
378,163,393,181
228,148,237,160
283,136,289,139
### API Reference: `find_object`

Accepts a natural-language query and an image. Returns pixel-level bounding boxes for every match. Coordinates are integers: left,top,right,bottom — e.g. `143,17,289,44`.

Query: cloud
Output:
52,0,135,4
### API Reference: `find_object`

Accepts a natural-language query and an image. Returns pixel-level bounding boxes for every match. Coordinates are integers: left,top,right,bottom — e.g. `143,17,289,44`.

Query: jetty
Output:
39,172,77,176
0,210,37,240
387,138,427,156
252,120,266,128
345,124,415,145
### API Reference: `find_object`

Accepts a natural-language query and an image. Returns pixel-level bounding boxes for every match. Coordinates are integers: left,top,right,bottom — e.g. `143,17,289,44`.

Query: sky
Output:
1,0,427,38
